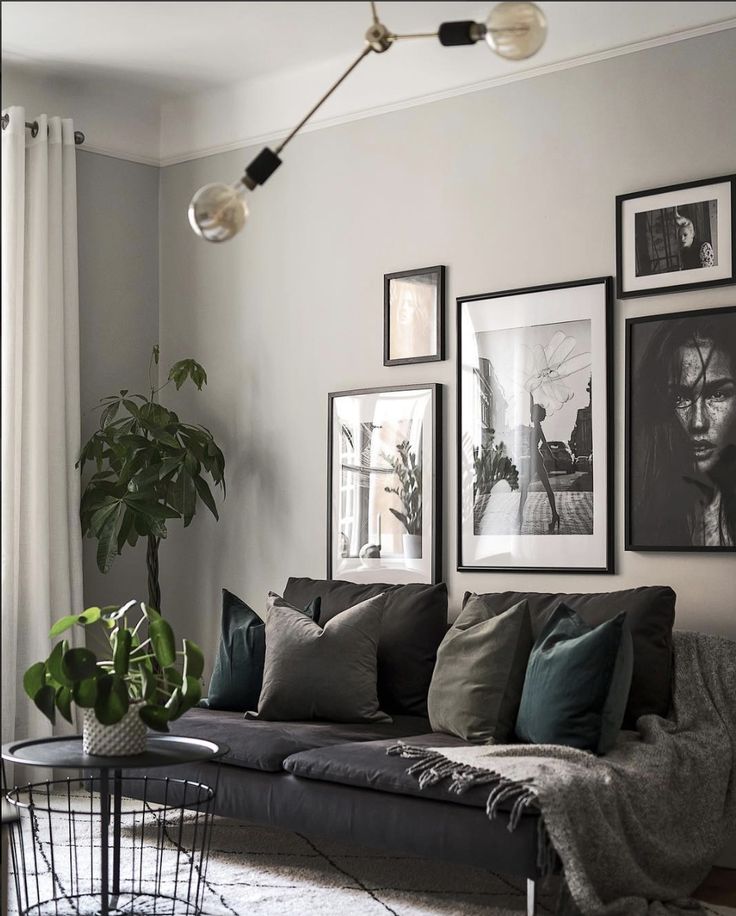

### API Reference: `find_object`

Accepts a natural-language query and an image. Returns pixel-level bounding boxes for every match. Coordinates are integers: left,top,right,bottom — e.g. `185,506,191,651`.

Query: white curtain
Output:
1,107,84,747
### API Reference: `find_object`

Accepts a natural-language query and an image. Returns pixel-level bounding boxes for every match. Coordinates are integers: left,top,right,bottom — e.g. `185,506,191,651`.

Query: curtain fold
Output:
1,106,84,747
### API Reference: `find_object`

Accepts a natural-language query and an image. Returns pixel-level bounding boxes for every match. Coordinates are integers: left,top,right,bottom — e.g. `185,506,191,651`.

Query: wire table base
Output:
5,775,218,916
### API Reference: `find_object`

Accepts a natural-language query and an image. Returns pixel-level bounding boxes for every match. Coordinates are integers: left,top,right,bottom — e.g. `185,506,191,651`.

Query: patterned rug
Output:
7,796,730,915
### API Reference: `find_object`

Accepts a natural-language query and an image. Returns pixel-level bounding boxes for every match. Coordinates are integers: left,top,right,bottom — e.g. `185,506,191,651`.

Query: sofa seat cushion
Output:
283,733,525,812
169,708,430,773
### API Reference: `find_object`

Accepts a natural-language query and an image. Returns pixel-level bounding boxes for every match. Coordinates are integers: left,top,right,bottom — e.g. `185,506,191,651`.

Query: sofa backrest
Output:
283,578,448,717
463,586,676,727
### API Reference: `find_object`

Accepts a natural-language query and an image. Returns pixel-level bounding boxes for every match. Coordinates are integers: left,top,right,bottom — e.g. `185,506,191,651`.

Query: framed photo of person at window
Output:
384,266,445,365
457,278,613,573
616,175,735,299
328,384,441,583
625,306,736,552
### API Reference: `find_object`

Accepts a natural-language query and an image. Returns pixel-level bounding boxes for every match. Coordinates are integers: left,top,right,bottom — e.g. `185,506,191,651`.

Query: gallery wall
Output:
156,30,736,662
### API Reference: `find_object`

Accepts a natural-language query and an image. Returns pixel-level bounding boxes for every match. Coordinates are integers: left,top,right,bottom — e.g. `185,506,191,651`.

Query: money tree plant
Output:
23,601,203,731
78,345,225,611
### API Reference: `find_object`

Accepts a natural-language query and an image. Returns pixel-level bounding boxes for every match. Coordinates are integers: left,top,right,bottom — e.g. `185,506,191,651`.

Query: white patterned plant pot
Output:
83,703,147,756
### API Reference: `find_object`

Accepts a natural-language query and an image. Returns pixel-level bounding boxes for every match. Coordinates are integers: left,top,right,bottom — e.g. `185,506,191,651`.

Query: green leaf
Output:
113,629,132,675
23,662,46,699
49,615,80,638
62,647,99,682
149,617,176,668
193,475,218,520
180,676,201,711
34,685,56,724
94,674,129,725
96,502,125,573
139,704,169,732
140,667,156,701
165,686,184,719
73,678,98,708
78,606,102,626
47,640,71,687
182,639,204,680
55,686,74,723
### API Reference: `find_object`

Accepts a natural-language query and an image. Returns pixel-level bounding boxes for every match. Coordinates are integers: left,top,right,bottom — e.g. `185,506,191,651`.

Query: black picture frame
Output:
383,265,446,366
625,304,736,553
616,174,736,299
457,277,614,574
327,383,442,583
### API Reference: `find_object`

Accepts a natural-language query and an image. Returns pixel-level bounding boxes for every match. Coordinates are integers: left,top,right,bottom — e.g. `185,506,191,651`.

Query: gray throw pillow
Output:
428,598,532,744
258,592,391,724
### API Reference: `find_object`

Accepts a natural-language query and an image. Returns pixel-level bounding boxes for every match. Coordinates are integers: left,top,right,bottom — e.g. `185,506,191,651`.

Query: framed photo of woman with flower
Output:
626,306,736,552
457,277,613,572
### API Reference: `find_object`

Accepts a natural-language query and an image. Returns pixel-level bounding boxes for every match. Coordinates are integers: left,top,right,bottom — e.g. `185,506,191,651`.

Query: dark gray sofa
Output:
132,579,676,916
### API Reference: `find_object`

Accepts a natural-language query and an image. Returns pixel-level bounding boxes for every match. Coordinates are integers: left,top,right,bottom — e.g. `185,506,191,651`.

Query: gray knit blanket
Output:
389,630,736,915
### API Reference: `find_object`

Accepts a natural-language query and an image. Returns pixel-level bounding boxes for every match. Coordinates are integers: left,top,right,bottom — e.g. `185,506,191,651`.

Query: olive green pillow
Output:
427,598,532,744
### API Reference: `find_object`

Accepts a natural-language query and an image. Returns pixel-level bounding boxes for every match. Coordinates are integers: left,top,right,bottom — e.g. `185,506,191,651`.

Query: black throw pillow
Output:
204,588,320,711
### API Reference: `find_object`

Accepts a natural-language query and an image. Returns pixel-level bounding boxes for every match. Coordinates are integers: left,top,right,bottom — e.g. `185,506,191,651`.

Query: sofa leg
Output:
526,878,537,916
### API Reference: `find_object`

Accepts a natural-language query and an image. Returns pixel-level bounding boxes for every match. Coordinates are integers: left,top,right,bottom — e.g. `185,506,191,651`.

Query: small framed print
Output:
328,384,441,584
384,265,445,365
626,305,736,552
616,175,735,299
457,277,613,573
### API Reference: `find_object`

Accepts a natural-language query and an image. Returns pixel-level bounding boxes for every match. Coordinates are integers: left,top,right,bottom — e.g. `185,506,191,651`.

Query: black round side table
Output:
2,735,226,916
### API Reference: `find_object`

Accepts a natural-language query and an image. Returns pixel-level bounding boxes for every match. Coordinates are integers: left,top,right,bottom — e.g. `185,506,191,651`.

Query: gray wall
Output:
157,31,736,663
76,150,160,606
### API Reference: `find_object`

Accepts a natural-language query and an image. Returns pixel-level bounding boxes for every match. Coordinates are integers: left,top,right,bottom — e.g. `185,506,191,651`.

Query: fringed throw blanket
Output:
389,631,736,916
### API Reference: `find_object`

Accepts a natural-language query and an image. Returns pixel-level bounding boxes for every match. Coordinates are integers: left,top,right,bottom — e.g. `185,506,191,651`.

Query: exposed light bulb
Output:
188,180,250,243
485,1,547,60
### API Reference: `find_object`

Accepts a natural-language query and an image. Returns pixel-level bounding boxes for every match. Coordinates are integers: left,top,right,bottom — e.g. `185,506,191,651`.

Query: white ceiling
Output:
4,1,736,97
3,1,736,164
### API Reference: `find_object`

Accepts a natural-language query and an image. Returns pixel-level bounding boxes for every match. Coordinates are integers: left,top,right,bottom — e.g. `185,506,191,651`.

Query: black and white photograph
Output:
384,265,445,365
617,175,735,298
626,305,736,552
458,278,612,572
328,384,440,582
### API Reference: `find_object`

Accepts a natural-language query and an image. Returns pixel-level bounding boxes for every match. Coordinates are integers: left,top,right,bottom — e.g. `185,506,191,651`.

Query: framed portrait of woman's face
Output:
384,266,445,365
626,305,736,552
616,175,735,299
457,277,613,573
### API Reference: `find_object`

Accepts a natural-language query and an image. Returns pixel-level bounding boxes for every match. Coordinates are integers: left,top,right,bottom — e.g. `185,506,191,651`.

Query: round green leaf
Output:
149,618,176,668
33,685,56,724
55,686,74,724
164,686,184,720
139,704,170,733
47,640,71,687
62,647,99,683
77,606,102,625
94,674,129,725
23,662,46,700
73,678,98,708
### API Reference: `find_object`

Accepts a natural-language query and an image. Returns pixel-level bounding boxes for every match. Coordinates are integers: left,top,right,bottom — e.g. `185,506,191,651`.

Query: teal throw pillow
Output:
204,589,320,711
515,603,633,754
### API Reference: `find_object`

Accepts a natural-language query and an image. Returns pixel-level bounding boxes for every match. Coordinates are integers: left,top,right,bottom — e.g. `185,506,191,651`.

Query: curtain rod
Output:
0,113,85,145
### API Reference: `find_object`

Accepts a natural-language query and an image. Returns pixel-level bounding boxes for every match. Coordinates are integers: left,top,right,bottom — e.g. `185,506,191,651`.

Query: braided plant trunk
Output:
147,536,161,612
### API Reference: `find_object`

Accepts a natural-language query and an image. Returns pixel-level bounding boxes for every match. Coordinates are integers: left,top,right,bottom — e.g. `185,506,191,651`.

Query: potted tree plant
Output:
23,601,203,756
78,346,225,612
384,440,422,559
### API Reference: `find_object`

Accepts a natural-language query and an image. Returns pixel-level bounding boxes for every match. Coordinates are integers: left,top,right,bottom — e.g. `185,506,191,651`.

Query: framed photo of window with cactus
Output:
328,384,441,583
457,277,613,573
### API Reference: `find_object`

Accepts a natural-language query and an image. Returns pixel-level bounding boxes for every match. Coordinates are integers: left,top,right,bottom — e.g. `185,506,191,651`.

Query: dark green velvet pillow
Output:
515,603,633,754
204,589,320,711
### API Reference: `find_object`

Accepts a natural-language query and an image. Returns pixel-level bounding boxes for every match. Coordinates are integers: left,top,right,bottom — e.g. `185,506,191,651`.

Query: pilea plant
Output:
23,601,203,731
